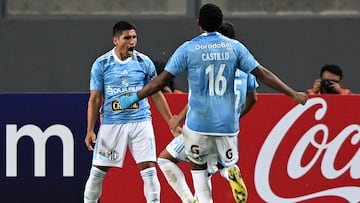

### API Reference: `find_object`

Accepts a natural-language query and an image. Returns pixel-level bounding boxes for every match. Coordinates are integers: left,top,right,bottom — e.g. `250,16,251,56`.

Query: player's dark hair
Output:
321,64,343,80
113,21,136,37
218,21,236,39
198,3,223,32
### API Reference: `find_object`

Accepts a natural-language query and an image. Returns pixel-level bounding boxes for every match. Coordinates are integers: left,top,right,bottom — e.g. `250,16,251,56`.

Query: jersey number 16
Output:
205,64,227,96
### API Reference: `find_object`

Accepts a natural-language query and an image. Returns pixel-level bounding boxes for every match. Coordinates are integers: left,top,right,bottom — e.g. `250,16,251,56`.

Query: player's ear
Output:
113,36,118,46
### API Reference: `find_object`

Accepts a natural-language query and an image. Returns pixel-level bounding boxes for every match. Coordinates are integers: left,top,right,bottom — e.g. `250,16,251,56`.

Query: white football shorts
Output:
92,121,157,167
165,134,188,162
182,125,239,167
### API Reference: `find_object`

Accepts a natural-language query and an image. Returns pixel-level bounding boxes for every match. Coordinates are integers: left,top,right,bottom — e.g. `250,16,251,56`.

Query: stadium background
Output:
1,1,359,202
0,0,360,93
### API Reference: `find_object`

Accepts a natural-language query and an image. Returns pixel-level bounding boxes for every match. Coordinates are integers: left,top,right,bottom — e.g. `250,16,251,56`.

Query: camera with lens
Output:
320,79,336,93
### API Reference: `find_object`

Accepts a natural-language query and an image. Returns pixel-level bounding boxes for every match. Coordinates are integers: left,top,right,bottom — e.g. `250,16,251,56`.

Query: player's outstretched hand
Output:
293,92,308,105
119,93,139,109
85,131,97,151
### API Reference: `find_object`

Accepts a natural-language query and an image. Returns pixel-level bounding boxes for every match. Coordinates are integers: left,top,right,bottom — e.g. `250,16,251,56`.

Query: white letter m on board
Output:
6,124,74,177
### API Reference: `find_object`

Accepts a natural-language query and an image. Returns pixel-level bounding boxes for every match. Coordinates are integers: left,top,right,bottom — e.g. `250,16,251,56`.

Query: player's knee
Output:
158,151,178,164
137,161,157,170
157,157,166,166
190,161,207,170
157,157,175,167
158,149,171,159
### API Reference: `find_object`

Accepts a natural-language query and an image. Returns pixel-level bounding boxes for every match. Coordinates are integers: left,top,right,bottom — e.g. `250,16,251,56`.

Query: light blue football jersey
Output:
165,32,259,135
234,70,258,122
166,71,259,163
90,48,157,124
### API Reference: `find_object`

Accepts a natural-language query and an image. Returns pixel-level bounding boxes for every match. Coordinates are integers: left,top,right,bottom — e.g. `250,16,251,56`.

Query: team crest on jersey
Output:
98,150,119,161
121,78,129,87
106,149,119,161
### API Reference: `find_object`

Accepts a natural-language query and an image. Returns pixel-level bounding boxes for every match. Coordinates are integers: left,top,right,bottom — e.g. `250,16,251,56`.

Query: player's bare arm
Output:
169,104,187,130
240,92,257,118
150,90,181,137
150,90,173,124
118,70,175,110
138,70,175,100
85,90,102,151
251,65,308,105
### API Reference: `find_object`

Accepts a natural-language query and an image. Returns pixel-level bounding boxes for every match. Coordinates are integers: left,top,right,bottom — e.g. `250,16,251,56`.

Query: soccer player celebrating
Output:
119,3,308,202
83,21,174,203
157,21,258,203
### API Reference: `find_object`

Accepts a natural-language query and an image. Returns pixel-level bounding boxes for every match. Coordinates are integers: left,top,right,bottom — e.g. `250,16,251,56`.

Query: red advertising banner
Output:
101,94,360,203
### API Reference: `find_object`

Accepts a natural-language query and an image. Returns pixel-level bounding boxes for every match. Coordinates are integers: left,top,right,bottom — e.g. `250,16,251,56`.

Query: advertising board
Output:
1,93,359,202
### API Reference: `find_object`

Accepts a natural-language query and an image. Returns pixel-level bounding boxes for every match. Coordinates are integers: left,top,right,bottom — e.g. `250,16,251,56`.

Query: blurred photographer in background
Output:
307,64,351,95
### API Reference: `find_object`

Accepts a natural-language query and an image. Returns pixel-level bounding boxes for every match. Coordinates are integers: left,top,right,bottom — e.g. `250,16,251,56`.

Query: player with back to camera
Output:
156,20,258,203
118,3,308,203
83,20,177,203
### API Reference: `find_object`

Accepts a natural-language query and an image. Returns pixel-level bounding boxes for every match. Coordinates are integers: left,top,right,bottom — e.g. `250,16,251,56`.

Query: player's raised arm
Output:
251,65,308,105
119,70,175,109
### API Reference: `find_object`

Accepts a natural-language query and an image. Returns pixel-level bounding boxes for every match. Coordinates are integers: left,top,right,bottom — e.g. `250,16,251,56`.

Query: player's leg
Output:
130,121,161,203
205,149,220,193
137,161,161,203
84,124,128,203
183,126,213,203
216,136,247,203
83,166,109,203
158,135,196,203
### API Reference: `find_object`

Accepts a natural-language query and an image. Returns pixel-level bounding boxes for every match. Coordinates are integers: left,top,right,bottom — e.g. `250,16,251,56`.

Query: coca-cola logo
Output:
255,97,360,203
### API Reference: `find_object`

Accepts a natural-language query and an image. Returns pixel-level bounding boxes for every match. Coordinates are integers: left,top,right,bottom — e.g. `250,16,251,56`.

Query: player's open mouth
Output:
128,47,135,51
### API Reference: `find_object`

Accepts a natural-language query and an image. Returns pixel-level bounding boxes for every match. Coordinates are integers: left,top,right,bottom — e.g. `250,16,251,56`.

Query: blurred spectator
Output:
307,64,351,95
